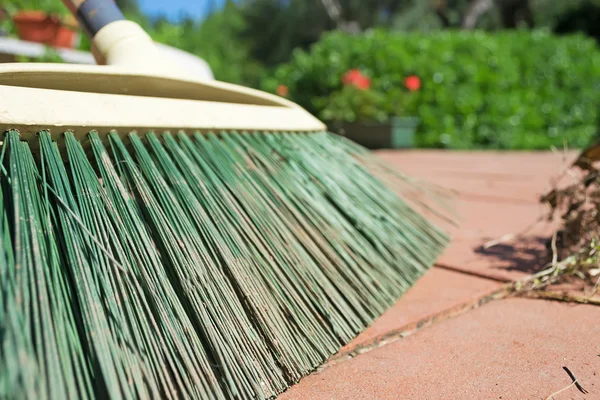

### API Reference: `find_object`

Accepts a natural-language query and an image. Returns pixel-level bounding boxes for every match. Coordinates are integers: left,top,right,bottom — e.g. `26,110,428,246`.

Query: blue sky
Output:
138,0,227,21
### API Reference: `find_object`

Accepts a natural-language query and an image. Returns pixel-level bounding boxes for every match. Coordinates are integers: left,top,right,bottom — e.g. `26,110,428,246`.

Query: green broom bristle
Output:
0,129,450,399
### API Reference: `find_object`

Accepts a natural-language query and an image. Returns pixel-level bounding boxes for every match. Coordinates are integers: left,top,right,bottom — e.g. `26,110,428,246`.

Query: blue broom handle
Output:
61,0,125,39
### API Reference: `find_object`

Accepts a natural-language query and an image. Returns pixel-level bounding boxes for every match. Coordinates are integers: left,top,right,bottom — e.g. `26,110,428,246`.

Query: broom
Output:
0,1,451,398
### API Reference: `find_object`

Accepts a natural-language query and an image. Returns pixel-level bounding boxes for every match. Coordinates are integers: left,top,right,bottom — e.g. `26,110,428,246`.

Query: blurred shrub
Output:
319,85,388,123
263,29,600,149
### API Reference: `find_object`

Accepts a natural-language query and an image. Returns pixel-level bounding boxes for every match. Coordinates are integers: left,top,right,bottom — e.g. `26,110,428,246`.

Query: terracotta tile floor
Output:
283,299,600,400
280,150,600,400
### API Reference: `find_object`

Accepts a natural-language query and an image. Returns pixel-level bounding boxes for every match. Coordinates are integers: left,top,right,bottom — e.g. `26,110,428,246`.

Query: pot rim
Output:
13,10,59,24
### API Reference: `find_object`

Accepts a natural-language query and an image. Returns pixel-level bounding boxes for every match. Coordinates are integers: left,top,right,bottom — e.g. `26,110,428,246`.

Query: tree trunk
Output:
462,0,534,30
434,0,451,27
320,0,361,33
499,0,534,28
462,0,494,29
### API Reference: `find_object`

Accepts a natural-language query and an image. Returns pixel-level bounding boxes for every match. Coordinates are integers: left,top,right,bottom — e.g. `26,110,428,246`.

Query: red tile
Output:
435,198,554,282
341,267,501,352
376,150,577,204
279,151,593,399
448,198,550,239
378,151,561,281
281,298,600,400
437,235,550,282
375,150,578,176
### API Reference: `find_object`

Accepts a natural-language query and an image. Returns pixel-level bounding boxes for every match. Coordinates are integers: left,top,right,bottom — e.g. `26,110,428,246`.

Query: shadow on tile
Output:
473,235,550,275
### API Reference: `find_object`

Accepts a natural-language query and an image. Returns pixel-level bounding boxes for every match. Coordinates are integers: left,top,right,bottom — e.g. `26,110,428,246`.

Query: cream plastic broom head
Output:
0,0,325,140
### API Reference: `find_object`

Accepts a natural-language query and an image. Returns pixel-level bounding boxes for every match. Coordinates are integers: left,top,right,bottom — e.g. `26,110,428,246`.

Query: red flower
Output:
342,69,371,90
404,75,421,92
276,84,289,97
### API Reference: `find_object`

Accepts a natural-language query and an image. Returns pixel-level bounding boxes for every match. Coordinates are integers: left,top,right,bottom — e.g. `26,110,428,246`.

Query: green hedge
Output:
263,29,600,149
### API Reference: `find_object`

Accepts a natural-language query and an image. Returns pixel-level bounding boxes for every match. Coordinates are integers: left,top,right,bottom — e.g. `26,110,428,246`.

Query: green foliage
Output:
318,85,388,123
4,0,68,16
15,46,64,63
241,0,332,67
264,29,600,150
240,0,410,67
5,0,600,149
115,0,142,15
144,2,265,86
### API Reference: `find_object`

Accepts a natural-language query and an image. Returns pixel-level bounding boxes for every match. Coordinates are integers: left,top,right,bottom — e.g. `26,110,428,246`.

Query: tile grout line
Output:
433,263,513,283
456,191,543,206
315,270,594,375
313,285,511,373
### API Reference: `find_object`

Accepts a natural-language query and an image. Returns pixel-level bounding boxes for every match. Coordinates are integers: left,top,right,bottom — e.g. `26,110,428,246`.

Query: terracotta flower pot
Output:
12,10,78,49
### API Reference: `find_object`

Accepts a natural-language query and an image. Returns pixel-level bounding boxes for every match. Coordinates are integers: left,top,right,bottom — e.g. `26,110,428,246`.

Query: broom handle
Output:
62,0,125,41
60,0,182,74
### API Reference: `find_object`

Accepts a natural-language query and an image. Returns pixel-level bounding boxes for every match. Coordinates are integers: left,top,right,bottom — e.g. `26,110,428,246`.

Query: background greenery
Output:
2,0,599,149
264,29,600,149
